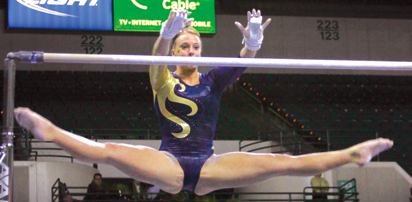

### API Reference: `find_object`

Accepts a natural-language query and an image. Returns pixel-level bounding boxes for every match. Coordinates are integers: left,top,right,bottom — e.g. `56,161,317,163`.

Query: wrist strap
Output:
160,22,176,39
242,36,263,51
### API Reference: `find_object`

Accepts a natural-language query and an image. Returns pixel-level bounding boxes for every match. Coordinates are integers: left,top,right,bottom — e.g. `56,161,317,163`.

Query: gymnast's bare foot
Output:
14,107,56,141
349,138,393,167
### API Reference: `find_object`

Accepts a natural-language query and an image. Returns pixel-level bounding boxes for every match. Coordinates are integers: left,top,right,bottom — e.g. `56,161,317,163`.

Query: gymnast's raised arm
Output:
206,9,272,89
235,9,271,58
149,9,193,92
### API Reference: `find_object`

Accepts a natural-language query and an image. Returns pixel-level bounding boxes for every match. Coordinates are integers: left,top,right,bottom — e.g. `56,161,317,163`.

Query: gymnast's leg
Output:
194,138,393,195
14,107,184,194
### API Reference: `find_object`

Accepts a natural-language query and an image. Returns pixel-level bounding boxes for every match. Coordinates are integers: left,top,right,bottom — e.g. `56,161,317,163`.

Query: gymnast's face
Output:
171,33,202,71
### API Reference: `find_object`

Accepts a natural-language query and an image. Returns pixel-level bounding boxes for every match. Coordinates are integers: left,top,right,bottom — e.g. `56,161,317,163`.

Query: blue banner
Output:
8,0,113,30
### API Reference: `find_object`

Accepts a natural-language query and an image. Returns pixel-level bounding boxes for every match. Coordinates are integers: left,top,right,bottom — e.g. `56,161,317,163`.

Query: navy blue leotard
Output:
152,64,246,191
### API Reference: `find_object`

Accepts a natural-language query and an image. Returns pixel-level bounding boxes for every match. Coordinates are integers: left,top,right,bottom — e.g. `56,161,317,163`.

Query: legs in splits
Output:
14,107,184,194
195,138,393,195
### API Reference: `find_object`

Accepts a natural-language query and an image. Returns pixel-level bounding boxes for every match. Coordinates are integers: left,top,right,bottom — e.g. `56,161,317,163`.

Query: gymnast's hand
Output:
160,9,194,39
235,9,271,51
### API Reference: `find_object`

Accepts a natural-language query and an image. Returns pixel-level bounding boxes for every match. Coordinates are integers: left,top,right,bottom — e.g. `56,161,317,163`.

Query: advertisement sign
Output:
113,0,216,33
8,0,113,30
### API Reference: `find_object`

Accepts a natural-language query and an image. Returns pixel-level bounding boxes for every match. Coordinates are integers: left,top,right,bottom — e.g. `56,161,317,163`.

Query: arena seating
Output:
239,73,412,175
2,70,258,140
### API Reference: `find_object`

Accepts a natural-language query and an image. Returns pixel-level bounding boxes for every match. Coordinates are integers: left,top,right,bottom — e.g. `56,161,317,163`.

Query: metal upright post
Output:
1,58,16,202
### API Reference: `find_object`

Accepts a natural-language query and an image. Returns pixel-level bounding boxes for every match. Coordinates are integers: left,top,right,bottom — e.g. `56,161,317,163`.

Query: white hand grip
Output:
249,16,262,41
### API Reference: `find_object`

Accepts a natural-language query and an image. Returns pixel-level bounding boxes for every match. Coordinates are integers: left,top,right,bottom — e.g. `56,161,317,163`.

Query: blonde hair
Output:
171,27,201,50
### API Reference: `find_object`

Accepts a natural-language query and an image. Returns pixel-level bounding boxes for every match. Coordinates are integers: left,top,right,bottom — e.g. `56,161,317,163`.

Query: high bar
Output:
6,51,412,71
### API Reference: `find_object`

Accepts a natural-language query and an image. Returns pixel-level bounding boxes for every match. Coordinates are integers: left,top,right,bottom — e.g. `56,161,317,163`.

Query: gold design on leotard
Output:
153,70,198,138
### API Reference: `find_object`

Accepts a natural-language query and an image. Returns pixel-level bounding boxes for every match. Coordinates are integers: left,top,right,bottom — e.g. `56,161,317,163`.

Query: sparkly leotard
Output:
152,63,246,191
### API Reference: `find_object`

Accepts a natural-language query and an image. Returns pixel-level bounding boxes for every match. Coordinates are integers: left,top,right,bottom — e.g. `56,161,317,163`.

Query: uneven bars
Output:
7,51,412,71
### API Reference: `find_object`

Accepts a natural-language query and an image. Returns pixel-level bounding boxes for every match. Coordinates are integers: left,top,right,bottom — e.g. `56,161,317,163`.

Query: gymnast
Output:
14,9,393,196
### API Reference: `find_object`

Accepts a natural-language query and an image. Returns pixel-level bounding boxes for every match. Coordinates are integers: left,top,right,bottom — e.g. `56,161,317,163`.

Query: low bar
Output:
7,51,412,71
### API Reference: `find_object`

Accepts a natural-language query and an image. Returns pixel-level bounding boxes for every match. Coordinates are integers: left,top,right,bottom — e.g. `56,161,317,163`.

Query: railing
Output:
304,178,359,202
13,131,76,162
51,178,359,202
238,83,312,155
71,128,162,140
72,128,267,141
240,129,380,156
239,86,265,115
13,127,275,162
